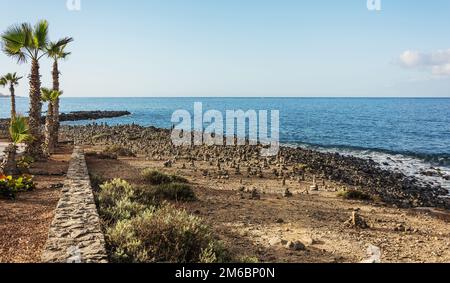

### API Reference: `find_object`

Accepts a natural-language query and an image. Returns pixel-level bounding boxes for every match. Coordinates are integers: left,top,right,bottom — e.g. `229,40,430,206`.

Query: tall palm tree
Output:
0,72,23,120
47,39,73,147
41,88,62,155
1,20,71,159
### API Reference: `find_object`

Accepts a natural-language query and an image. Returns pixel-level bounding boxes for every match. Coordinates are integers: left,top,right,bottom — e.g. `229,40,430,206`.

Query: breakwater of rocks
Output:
60,124,449,210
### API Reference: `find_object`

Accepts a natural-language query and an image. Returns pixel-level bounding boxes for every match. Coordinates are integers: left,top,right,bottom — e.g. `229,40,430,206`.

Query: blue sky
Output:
1,0,450,97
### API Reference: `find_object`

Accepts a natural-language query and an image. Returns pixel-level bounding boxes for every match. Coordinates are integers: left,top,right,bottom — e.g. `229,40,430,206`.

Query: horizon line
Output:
9,96,450,99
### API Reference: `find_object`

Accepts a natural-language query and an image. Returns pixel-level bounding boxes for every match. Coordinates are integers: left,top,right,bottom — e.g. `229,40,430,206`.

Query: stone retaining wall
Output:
41,146,108,263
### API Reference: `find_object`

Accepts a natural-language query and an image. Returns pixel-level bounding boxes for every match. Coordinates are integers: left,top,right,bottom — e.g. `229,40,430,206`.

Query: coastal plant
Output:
337,189,372,201
1,20,72,158
105,203,222,263
46,39,73,148
89,173,106,192
238,256,260,263
134,183,196,203
0,174,36,200
17,155,35,173
101,197,147,224
199,241,233,263
41,88,63,155
103,145,136,157
0,72,22,120
97,179,134,210
141,169,188,185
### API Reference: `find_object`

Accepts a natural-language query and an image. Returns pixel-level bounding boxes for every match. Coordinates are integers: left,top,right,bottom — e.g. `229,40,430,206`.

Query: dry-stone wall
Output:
42,146,107,263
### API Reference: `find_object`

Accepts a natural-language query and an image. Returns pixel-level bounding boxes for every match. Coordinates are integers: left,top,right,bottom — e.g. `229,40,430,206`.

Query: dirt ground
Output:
86,146,450,263
0,143,72,263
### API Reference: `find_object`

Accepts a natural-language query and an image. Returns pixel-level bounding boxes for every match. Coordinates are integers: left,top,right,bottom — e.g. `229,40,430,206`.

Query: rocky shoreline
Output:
0,111,130,136
60,124,450,210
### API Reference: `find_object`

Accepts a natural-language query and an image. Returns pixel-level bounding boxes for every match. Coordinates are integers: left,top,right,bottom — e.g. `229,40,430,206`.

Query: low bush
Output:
97,179,137,223
85,151,117,160
134,183,196,203
17,156,35,171
101,198,146,224
0,174,36,200
106,203,226,263
103,145,136,157
169,174,189,184
199,241,233,263
89,173,106,192
141,169,188,185
337,189,372,201
238,256,260,263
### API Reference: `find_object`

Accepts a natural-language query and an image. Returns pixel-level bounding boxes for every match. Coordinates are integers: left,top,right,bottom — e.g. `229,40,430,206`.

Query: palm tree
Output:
1,20,72,159
1,116,32,176
0,72,23,120
47,39,73,147
41,88,62,155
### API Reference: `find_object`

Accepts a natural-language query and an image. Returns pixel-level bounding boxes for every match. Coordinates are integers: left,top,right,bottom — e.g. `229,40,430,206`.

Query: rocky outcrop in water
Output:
59,124,450,210
58,111,131,122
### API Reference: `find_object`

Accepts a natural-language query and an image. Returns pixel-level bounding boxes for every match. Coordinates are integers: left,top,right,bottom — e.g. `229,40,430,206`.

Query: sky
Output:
1,0,450,97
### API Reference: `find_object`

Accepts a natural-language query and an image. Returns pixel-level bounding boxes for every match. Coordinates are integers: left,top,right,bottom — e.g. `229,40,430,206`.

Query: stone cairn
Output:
59,124,450,209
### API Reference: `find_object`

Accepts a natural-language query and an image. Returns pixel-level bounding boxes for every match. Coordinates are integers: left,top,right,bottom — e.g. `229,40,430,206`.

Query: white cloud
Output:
432,64,450,76
399,50,425,67
399,49,450,76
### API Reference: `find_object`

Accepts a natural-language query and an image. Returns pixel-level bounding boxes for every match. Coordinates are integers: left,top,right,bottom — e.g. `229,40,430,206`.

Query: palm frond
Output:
9,116,32,145
1,24,30,62
33,20,49,49
0,73,23,86
40,87,53,102
21,23,34,48
53,37,73,48
51,90,63,100
47,37,73,60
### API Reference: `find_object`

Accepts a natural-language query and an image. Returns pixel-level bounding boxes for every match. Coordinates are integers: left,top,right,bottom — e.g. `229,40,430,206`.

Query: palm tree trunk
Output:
26,58,45,159
9,83,16,120
52,60,60,147
44,103,55,156
1,144,19,176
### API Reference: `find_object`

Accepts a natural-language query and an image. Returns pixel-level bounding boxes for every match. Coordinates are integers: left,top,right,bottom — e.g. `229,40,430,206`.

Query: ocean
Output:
2,97,449,191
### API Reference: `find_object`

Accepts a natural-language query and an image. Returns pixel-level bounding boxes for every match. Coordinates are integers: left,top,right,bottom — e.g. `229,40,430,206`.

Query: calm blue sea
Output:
2,97,449,157
2,97,450,184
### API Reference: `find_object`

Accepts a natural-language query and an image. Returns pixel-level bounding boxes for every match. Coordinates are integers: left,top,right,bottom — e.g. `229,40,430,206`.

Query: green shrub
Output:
136,183,196,202
199,241,232,263
98,179,134,207
238,256,260,263
141,169,188,185
90,173,106,192
169,175,189,184
0,174,36,200
337,189,372,201
100,198,146,224
97,179,137,222
141,170,171,185
103,145,136,157
17,155,35,170
106,203,220,263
